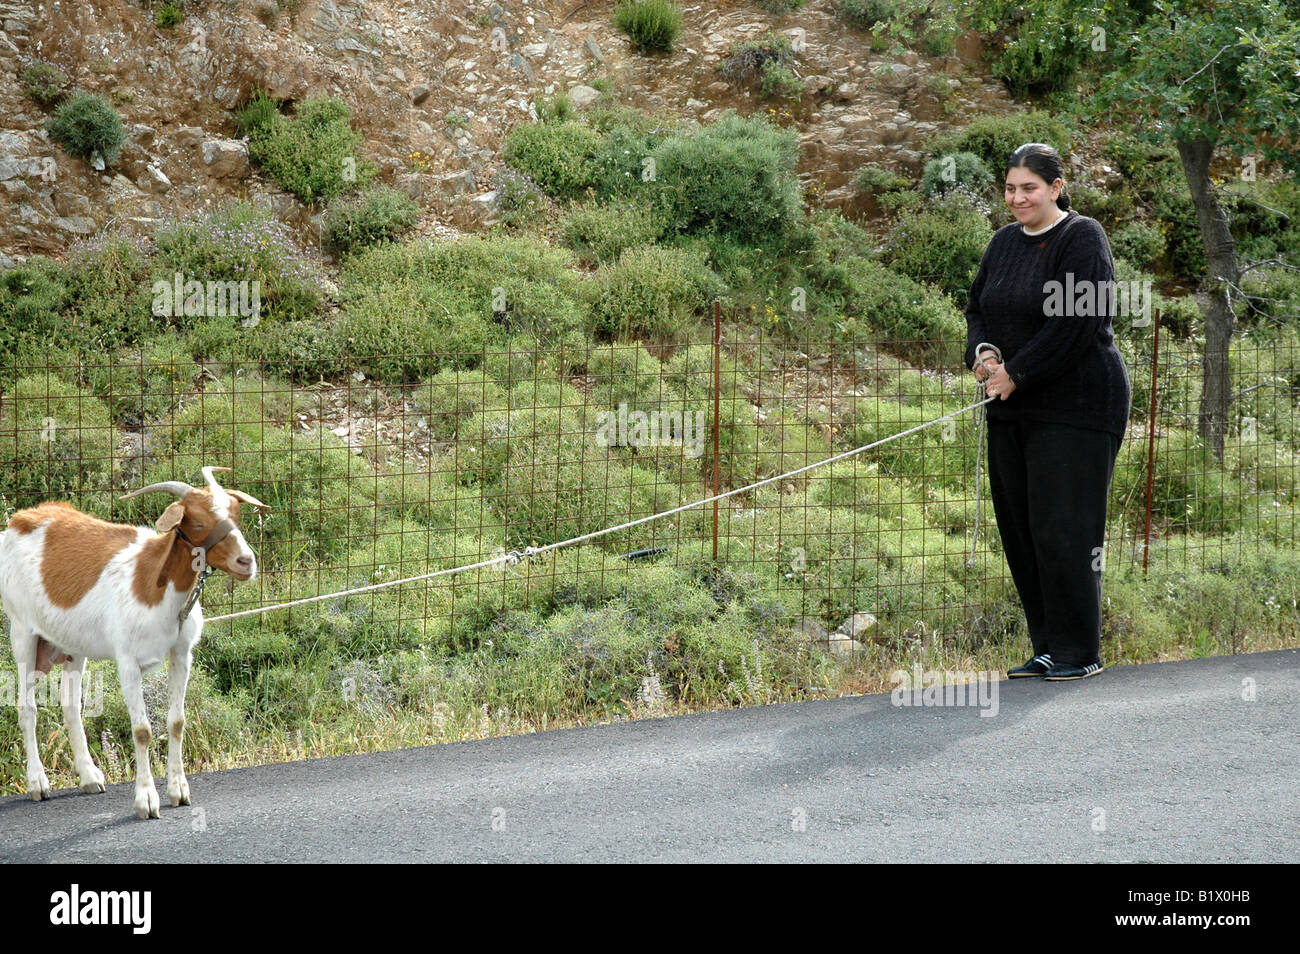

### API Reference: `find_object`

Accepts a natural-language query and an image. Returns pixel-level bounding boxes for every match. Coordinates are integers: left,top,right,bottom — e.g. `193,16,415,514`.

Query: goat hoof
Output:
135,786,160,820
168,784,190,807
79,765,106,794
27,771,51,801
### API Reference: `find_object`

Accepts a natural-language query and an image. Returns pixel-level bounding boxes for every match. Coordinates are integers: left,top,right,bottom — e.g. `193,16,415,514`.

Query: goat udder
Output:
35,637,71,674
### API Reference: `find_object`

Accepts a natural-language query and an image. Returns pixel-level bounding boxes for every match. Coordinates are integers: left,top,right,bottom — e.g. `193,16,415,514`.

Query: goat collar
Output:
172,518,236,626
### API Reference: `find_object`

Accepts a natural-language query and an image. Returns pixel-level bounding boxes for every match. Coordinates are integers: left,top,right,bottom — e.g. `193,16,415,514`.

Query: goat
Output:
1,466,266,819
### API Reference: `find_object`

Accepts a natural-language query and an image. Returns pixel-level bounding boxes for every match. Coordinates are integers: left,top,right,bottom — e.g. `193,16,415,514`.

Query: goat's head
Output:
122,466,268,582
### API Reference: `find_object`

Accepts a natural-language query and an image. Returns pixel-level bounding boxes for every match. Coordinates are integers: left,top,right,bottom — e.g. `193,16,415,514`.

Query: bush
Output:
883,194,994,306
836,0,902,29
19,60,67,108
855,163,911,197
920,151,994,199
585,244,723,341
45,92,127,166
613,0,683,54
719,31,798,89
837,260,966,366
155,1,184,27
322,185,420,255
759,59,804,100
244,96,377,203
59,233,156,349
1110,221,1166,272
81,336,198,428
0,373,117,513
0,260,67,370
234,89,280,140
582,102,682,201
492,167,549,229
652,110,802,246
927,110,1073,174
560,200,667,265
501,120,604,200
150,202,323,331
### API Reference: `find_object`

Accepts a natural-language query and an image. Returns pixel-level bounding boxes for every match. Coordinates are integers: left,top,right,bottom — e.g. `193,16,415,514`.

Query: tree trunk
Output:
1176,137,1239,461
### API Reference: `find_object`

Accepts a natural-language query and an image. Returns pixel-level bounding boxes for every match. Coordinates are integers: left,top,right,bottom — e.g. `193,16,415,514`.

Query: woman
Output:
965,142,1131,681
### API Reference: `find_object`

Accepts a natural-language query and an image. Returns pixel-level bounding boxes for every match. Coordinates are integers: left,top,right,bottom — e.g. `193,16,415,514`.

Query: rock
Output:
567,84,600,108
796,618,829,640
411,84,431,105
54,216,96,235
54,192,91,217
833,82,859,101
143,163,172,193
200,139,250,178
511,53,534,82
435,169,476,195
520,42,548,58
826,634,865,659
837,612,878,639
584,36,603,61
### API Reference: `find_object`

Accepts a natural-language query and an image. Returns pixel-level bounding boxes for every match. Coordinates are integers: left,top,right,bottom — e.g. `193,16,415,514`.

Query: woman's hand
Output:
983,362,1017,401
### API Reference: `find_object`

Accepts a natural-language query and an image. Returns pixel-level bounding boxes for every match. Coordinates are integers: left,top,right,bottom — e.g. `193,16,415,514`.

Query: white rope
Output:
205,391,997,625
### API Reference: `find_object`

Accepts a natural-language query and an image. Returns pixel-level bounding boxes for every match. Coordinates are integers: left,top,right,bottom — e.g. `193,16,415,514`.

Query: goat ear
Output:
227,489,269,510
156,501,185,533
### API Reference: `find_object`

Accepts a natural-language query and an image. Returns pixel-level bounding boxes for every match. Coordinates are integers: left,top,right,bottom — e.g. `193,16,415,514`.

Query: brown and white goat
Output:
1,466,266,818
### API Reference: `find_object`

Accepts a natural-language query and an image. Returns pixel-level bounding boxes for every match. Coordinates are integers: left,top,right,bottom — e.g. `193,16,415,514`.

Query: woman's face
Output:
1005,165,1062,231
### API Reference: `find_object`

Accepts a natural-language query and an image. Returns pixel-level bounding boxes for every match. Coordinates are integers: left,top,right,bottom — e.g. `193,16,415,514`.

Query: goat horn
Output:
121,481,194,500
202,466,231,490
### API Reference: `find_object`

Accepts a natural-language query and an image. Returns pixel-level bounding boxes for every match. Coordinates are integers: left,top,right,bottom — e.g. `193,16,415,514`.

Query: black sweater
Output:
964,210,1132,437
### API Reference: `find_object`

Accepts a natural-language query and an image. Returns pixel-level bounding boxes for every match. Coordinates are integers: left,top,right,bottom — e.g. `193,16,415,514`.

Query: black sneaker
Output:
1007,654,1053,678
1044,661,1104,681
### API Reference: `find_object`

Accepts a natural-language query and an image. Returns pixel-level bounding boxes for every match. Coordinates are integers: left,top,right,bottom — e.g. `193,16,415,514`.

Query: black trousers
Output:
986,418,1122,668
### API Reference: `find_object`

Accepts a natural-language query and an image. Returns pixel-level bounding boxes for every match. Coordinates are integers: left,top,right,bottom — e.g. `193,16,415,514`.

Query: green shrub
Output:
836,0,902,29
883,194,994,306
535,92,577,125
150,202,323,331
855,163,911,197
837,260,966,366
234,89,281,140
719,31,797,89
759,59,804,100
585,244,722,341
1110,221,1166,272
652,110,802,246
560,200,667,265
59,233,156,349
45,92,127,166
322,185,420,255
244,96,376,203
612,0,683,54
927,110,1073,173
0,260,66,370
920,151,994,199
0,373,117,513
19,60,67,108
155,1,184,27
492,167,549,229
973,0,1086,95
582,102,682,201
502,119,604,200
415,368,508,441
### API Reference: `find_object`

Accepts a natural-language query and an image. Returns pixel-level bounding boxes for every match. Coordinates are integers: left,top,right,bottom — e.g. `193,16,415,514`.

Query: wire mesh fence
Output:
0,318,1296,663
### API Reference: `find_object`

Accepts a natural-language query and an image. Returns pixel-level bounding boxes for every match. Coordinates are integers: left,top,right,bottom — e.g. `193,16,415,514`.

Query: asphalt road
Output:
2,650,1296,863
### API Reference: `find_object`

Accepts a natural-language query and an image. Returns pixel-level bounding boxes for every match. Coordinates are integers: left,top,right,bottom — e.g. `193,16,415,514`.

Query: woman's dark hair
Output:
1007,142,1070,211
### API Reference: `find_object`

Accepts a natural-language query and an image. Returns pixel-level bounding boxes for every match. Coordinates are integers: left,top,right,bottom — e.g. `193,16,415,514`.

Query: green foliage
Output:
0,373,116,513
835,0,902,29
882,194,994,306
612,0,683,54
652,110,802,246
759,59,804,100
322,185,420,256
0,260,67,370
855,163,911,197
19,60,67,108
927,110,1073,174
243,96,377,203
969,0,1089,95
492,168,549,230
150,202,323,331
535,92,577,124
833,260,966,366
586,244,722,341
560,199,668,265
155,1,184,27
1110,221,1166,272
234,89,281,140
501,120,604,200
81,336,198,427
920,152,994,199
45,92,127,166
718,31,798,92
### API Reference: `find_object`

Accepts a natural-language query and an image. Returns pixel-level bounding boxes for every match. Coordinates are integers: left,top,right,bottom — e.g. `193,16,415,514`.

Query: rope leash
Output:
205,387,999,625
968,343,1003,568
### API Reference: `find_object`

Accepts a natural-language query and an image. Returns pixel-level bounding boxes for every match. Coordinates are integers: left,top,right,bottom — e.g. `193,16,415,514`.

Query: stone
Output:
54,216,96,235
143,163,172,193
584,35,603,62
567,84,600,108
54,192,91,217
825,634,866,659
201,139,250,178
837,612,879,639
520,42,548,58
411,85,431,105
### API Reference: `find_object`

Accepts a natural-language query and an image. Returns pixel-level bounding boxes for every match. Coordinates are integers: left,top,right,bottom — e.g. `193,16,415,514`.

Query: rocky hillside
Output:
1,0,1019,262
